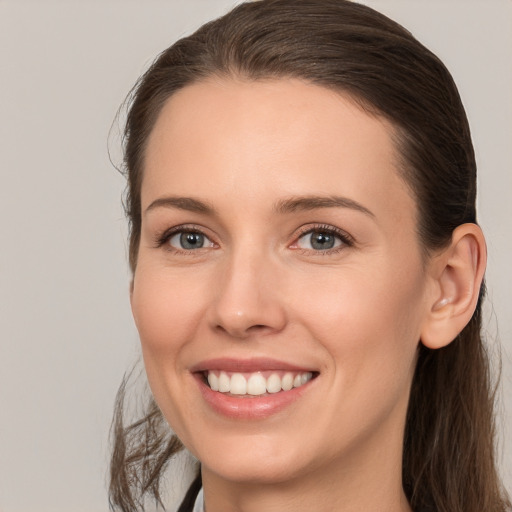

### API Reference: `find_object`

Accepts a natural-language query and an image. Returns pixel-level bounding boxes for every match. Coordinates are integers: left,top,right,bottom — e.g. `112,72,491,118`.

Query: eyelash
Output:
153,223,355,255
154,224,213,254
292,224,355,255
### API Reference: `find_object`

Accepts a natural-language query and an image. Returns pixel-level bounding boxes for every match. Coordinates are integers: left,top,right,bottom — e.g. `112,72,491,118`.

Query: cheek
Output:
131,266,208,366
292,256,425,384
130,265,212,437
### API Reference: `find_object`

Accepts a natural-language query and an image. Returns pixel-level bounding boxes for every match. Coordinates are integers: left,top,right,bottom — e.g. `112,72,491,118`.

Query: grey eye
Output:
297,231,342,251
168,231,213,250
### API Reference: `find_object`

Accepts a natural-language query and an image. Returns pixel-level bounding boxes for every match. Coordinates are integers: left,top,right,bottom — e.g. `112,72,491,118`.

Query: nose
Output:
207,248,287,339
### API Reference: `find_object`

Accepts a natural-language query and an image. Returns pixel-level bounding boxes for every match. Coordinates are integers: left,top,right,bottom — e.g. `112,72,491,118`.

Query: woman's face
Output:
131,78,433,485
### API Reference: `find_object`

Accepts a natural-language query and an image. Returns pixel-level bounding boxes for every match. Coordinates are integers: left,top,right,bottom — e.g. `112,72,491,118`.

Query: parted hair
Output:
109,1,511,511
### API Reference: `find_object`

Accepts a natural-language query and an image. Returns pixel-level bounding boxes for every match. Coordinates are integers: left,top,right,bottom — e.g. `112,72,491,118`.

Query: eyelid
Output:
153,224,217,250
289,224,355,251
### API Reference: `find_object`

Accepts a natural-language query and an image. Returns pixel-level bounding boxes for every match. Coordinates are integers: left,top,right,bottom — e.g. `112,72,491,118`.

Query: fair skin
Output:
130,78,486,512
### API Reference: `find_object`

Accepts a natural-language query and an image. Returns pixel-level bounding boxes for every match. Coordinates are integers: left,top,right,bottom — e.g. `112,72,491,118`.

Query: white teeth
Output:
266,373,281,393
230,373,247,395
281,372,294,391
218,372,230,392
247,373,267,395
301,372,312,385
208,372,219,391
206,370,314,396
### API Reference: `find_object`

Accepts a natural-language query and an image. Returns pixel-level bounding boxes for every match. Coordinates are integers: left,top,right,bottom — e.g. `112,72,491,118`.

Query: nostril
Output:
214,323,274,338
246,324,273,334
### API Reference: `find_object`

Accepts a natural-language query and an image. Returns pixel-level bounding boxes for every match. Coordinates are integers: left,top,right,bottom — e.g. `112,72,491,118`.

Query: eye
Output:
293,226,353,252
297,230,341,250
167,230,215,251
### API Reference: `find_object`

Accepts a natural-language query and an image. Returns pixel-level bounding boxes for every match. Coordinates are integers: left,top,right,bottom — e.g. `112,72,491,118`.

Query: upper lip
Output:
190,357,316,373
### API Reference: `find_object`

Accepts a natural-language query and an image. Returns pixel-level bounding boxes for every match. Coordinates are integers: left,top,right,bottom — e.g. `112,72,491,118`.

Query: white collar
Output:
192,487,204,512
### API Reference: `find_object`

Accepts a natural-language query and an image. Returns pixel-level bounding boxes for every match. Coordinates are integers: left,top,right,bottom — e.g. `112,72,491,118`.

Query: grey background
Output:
0,1,510,511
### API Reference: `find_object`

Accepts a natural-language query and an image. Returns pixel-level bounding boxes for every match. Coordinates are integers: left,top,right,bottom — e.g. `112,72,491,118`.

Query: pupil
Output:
180,232,204,249
311,232,334,250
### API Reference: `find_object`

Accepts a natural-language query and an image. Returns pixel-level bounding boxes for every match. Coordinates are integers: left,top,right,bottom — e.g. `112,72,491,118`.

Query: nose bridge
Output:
209,241,286,338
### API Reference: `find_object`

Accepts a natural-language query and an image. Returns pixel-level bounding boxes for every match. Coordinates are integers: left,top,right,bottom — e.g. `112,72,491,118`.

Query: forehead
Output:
142,77,415,226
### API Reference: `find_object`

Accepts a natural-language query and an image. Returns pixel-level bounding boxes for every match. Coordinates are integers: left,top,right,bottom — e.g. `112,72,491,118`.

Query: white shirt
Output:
192,487,204,512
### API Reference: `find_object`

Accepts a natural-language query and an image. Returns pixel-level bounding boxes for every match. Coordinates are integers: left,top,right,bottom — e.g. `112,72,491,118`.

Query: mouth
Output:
202,369,316,397
192,360,319,419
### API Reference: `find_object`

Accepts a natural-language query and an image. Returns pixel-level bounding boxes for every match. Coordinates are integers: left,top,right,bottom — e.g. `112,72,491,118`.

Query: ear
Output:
420,223,486,349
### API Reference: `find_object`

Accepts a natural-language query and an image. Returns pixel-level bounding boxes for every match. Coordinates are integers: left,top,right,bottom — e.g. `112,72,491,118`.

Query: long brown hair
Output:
109,1,511,511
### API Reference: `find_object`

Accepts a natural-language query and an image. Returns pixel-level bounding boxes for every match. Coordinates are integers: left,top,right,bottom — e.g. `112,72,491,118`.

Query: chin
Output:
204,453,308,485
186,429,314,484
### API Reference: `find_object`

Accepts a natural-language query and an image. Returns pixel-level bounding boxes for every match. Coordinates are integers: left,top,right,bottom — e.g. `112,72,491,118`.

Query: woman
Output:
109,1,511,511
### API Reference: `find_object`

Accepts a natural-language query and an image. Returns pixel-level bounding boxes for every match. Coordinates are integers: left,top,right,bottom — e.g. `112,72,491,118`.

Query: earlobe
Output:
421,223,486,349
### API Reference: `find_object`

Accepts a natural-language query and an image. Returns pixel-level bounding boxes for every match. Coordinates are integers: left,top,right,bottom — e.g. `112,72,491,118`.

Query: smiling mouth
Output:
203,370,317,397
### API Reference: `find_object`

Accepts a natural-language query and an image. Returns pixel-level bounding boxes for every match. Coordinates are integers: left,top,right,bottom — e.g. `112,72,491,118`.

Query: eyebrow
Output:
144,194,374,218
273,195,375,217
145,196,216,215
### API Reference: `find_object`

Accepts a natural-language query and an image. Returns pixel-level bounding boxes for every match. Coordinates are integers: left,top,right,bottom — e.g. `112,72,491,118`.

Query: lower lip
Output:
194,373,315,420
